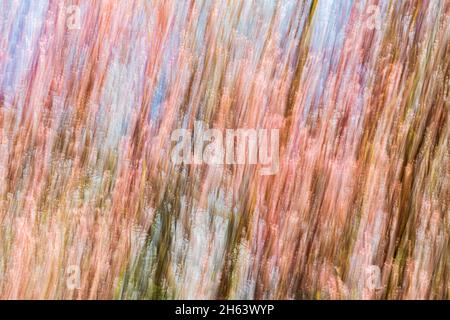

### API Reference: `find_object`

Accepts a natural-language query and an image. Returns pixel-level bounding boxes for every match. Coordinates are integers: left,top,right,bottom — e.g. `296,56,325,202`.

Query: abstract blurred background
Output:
0,0,448,299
